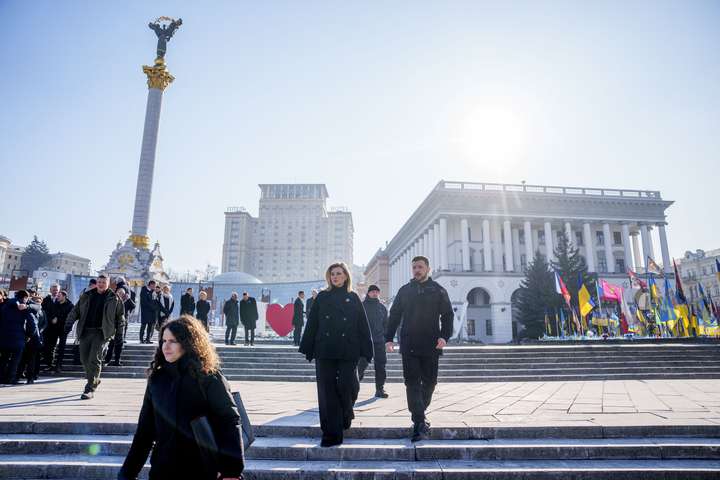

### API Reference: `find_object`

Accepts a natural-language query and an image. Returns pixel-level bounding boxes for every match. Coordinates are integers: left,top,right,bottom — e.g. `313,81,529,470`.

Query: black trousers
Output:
315,358,359,442
104,329,124,364
42,326,63,367
18,342,41,381
225,325,238,344
244,327,255,344
55,331,71,369
358,342,387,391
401,353,439,424
293,325,302,346
0,347,24,383
140,320,155,343
198,318,209,332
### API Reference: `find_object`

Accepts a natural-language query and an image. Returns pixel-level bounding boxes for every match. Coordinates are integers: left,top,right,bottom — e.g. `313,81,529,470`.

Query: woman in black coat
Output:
299,262,373,447
118,315,244,480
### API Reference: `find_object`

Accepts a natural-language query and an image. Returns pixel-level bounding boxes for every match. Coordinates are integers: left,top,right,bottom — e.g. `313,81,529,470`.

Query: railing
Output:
439,181,662,199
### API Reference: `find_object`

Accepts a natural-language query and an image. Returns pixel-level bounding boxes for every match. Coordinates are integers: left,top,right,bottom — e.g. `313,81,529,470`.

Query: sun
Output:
455,105,528,174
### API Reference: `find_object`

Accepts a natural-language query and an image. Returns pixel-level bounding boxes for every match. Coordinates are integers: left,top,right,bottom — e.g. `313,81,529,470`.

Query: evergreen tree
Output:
20,236,51,274
551,233,596,306
516,252,560,339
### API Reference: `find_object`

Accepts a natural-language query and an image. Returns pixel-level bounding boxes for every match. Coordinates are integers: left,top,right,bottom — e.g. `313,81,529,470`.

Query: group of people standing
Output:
299,256,454,445
138,280,177,344
221,292,259,346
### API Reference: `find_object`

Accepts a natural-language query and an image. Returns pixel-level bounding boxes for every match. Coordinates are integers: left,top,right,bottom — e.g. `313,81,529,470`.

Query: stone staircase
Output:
1,422,719,479
56,341,720,382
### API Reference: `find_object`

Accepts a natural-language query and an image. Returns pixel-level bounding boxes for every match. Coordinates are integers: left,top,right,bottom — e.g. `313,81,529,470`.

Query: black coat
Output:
180,293,196,316
140,287,159,323
195,300,211,322
363,297,388,344
41,295,57,323
292,298,304,327
53,300,74,332
223,299,240,327
386,277,454,356
119,356,244,480
239,297,258,329
0,299,39,350
299,287,373,363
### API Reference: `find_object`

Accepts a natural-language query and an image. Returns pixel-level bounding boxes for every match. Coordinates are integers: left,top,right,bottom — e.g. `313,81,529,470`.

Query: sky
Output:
1,1,718,274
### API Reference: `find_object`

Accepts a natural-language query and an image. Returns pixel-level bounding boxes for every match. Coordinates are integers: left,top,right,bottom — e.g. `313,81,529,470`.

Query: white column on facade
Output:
640,224,651,269
439,217,448,271
603,223,615,273
621,223,633,273
427,228,435,265
583,222,596,272
631,231,643,271
423,232,430,259
492,221,503,270
503,220,514,272
511,227,521,270
565,222,573,245
460,218,470,271
432,224,440,270
544,221,554,262
482,218,492,271
658,223,672,274
523,220,533,263
646,226,656,262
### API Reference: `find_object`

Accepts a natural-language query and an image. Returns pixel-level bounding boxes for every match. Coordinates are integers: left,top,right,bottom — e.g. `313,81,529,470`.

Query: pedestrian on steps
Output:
357,285,390,398
299,262,373,447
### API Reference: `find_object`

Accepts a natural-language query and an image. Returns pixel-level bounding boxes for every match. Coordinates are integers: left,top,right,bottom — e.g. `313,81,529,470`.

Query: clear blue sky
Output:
1,1,718,274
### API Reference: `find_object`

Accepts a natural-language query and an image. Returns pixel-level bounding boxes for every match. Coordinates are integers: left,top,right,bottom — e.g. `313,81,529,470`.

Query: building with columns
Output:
386,181,674,343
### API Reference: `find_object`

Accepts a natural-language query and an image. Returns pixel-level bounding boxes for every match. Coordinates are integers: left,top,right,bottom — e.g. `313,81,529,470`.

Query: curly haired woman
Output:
118,315,244,480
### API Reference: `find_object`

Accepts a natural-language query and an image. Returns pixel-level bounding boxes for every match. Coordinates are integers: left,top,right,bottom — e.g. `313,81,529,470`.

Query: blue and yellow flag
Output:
578,273,595,317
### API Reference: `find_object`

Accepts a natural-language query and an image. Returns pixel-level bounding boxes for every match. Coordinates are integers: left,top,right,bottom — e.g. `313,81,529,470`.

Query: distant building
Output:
364,249,389,301
676,249,720,303
222,184,354,282
45,252,92,276
0,235,11,275
1,245,25,276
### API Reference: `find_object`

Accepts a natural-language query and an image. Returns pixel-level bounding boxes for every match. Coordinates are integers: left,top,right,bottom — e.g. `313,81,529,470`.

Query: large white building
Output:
222,184,353,282
676,249,720,304
386,181,674,343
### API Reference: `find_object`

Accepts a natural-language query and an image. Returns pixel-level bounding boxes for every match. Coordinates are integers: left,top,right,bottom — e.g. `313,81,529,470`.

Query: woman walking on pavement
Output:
118,315,244,480
299,262,373,447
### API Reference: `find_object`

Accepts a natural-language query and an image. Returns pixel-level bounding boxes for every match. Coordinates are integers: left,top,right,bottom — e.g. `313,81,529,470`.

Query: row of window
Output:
468,228,624,247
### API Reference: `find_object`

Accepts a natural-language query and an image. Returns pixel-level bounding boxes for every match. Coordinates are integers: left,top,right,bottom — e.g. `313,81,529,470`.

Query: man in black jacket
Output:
358,285,390,398
180,288,195,316
292,291,305,346
40,284,60,369
240,292,259,346
223,292,240,345
386,256,453,442
139,280,159,344
50,291,74,372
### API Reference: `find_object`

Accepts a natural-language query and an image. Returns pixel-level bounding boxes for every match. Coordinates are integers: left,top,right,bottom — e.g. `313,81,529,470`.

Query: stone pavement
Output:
2,377,720,430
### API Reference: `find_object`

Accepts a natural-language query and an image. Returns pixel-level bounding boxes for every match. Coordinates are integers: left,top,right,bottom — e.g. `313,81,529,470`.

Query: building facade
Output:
364,249,390,301
1,245,25,276
45,252,92,276
0,236,11,275
386,181,674,344
676,249,720,303
222,184,354,282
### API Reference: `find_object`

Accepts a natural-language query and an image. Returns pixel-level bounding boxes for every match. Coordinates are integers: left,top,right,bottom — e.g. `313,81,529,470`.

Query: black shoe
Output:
111,361,121,367
375,389,389,399
343,417,352,430
80,391,94,400
320,436,342,447
411,422,429,443
53,367,62,374
26,378,34,385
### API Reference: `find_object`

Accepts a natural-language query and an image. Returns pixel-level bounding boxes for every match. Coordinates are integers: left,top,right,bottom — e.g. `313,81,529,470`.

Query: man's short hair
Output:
14,290,29,300
97,274,108,280
298,290,304,296
89,279,97,286
59,290,68,298
148,280,156,286
412,255,429,267
242,291,248,296
186,287,193,292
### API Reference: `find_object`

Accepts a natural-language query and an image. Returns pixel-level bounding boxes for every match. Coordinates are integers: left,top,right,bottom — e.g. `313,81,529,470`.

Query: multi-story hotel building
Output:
385,181,674,343
222,184,353,282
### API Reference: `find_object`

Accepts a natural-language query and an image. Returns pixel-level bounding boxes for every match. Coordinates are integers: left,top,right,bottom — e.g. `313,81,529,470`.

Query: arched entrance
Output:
466,287,491,341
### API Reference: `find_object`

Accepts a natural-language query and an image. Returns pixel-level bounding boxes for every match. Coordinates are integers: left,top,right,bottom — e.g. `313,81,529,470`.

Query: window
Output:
538,231,546,246
596,231,604,246
519,230,525,244
613,231,622,245
615,258,626,273
598,257,608,273
520,254,527,270
467,319,476,337
485,319,493,336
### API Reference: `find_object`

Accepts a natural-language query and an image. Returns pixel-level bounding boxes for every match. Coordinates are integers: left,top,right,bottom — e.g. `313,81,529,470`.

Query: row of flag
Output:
548,256,720,338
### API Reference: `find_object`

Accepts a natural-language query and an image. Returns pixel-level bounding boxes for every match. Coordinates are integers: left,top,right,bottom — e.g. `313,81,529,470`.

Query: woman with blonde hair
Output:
119,315,244,480
299,262,373,447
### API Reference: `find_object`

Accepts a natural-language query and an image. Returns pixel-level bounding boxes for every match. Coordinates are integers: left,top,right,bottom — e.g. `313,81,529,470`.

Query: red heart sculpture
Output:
266,303,294,337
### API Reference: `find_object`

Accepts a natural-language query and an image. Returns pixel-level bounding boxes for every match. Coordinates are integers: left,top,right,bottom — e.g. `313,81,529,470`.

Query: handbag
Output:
232,390,255,450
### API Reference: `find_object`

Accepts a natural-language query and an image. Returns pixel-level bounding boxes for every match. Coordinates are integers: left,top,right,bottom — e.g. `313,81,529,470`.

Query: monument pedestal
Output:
105,238,168,287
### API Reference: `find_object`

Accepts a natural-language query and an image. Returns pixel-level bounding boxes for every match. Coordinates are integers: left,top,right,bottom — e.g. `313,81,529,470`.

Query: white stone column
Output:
427,228,434,265
512,227,521,270
439,218,448,271
658,223,672,274
432,224,440,270
583,222,596,272
460,218,470,271
621,223,633,273
565,222,573,245
544,221,554,262
631,231,643,271
640,224,651,269
482,219,492,271
503,220,514,272
523,220,533,263
492,221,503,270
603,223,615,273
423,231,430,259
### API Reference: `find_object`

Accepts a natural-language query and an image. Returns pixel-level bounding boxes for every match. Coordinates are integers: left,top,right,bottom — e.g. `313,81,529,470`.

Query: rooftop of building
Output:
213,271,263,284
439,180,663,199
259,183,329,200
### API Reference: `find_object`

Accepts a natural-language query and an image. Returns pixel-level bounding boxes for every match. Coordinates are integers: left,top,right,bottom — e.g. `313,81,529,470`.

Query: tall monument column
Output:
130,58,174,248
104,17,182,286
